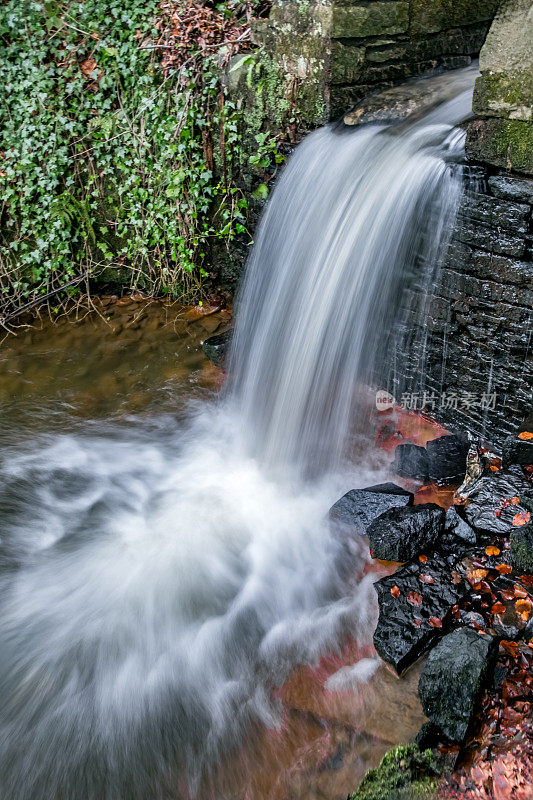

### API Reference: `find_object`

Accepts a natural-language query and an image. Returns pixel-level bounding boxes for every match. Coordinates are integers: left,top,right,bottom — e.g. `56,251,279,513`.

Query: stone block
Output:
466,118,533,175
332,2,409,39
410,0,500,36
331,42,366,84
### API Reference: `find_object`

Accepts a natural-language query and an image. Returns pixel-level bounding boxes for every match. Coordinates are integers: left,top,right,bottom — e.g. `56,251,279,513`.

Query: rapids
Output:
0,66,476,800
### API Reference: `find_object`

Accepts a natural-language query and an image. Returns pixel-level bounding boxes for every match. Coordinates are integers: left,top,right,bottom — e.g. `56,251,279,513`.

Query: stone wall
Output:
254,1,501,124
387,0,533,444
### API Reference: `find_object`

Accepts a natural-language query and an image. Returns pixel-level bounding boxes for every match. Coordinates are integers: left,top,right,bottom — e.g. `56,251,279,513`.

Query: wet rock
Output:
394,443,429,481
329,483,413,534
373,554,467,674
444,507,477,544
426,433,469,485
502,433,533,469
347,744,440,800
367,503,445,562
418,627,498,743
463,466,532,536
510,525,533,572
488,174,533,204
492,599,528,640
201,329,232,366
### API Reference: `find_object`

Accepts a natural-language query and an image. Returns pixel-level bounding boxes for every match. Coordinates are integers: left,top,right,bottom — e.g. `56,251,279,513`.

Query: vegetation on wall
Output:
0,0,281,328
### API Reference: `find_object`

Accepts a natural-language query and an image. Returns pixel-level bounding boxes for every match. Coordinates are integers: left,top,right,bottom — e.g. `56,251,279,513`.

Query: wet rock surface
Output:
510,525,533,572
463,466,532,535
502,433,533,469
202,328,233,366
373,553,467,674
418,627,498,743
444,507,477,545
426,433,469,485
329,483,413,534
393,443,429,481
367,503,445,562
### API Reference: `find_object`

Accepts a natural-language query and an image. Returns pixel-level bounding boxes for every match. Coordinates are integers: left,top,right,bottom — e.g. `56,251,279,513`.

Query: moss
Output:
473,72,533,121
348,744,440,800
510,525,533,572
466,118,533,175
410,0,500,36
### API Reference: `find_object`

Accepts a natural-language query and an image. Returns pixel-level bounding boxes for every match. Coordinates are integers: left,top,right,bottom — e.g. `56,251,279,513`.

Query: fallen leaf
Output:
500,589,515,601
518,431,533,440
501,640,519,657
407,590,423,606
419,554,428,564
428,616,443,628
413,618,423,627
515,598,532,620
486,545,500,556
492,602,506,614
496,563,513,574
520,575,533,587
470,569,489,581
513,511,531,526
513,585,528,598
494,508,502,517
419,573,434,584
391,585,401,598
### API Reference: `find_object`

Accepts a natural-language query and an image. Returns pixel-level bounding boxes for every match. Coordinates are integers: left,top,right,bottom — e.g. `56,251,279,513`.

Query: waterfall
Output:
0,68,475,800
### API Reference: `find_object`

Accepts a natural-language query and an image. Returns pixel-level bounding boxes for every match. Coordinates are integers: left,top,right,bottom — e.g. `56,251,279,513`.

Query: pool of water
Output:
0,298,427,800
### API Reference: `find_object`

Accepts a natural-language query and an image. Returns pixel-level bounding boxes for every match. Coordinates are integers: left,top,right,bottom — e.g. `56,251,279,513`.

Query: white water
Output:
0,68,475,799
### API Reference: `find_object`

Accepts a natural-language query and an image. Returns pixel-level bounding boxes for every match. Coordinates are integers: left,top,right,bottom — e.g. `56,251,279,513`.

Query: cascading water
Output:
0,67,475,800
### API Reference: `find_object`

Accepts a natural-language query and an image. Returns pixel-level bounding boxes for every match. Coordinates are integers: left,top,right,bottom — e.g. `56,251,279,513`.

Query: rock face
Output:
329,483,413,534
367,503,445,562
202,329,232,366
394,443,429,482
373,554,467,674
502,433,533,468
510,525,533,572
418,627,498,742
426,433,469,485
463,467,532,535
444,507,476,545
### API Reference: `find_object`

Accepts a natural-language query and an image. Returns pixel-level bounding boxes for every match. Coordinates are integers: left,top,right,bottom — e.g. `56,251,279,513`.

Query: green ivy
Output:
0,0,278,319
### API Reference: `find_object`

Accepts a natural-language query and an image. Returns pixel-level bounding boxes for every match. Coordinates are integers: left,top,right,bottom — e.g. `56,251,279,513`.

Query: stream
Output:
0,66,477,800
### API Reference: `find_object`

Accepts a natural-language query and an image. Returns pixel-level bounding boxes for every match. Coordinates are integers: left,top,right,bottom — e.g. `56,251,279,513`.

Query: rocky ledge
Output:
330,425,533,798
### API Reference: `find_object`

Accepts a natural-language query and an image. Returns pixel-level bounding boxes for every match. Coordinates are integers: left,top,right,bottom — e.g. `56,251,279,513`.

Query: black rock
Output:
373,554,467,674
328,483,413,535
426,433,469,485
443,507,477,544
502,434,533,469
464,466,532,536
367,503,445,562
394,443,429,481
202,329,232,366
418,627,498,743
510,524,533,572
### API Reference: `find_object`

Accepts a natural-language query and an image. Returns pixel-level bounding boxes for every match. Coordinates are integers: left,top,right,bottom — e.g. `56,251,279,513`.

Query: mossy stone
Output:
348,744,439,800
466,118,533,175
510,525,533,572
332,2,409,39
410,0,500,36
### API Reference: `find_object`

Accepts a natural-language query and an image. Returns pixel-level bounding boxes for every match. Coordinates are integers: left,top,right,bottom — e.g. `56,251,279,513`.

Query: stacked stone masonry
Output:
330,0,501,117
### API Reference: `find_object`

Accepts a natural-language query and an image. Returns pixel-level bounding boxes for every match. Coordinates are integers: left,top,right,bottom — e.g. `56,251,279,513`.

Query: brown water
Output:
0,296,229,434
0,297,427,800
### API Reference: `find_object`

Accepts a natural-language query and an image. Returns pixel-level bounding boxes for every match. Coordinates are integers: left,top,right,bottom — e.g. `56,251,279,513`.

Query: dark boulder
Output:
444,507,476,544
202,329,232,366
426,433,469,485
502,433,533,469
373,554,467,674
329,483,413,535
394,443,429,482
367,503,445,562
463,466,532,536
418,627,498,742
510,525,533,572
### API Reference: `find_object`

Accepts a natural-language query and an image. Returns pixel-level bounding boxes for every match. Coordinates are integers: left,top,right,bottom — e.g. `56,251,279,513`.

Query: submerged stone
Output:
373,554,467,674
202,329,232,366
426,433,469,485
463,466,532,535
394,443,429,482
329,483,413,535
418,627,498,742
510,524,533,572
367,503,445,562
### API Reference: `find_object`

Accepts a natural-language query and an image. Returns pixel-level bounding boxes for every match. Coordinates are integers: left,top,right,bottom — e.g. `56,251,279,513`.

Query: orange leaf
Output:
496,563,513,574
486,545,500,556
520,575,533,587
428,616,443,628
491,602,506,614
419,554,428,564
391,585,401,598
513,511,531,526
509,497,520,505
470,569,489,580
501,640,519,657
518,431,533,440
515,598,532,620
